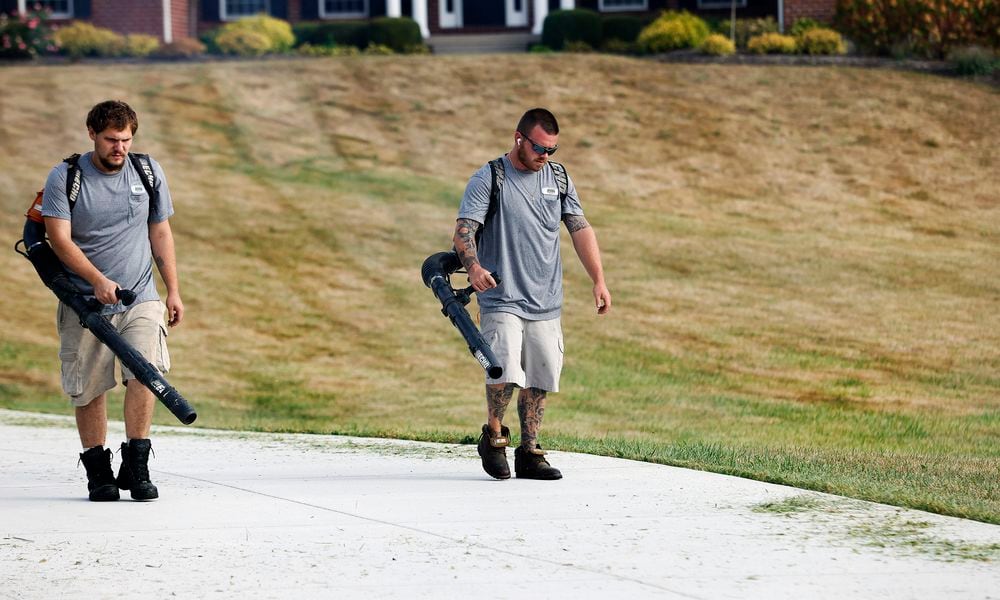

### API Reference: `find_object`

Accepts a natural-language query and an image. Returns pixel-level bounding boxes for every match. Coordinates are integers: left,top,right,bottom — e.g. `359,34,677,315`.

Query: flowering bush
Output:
0,6,57,59
122,33,159,57
835,0,1000,58
700,33,736,56
797,28,847,54
53,21,125,57
215,14,293,55
747,33,799,54
215,27,271,56
638,11,711,53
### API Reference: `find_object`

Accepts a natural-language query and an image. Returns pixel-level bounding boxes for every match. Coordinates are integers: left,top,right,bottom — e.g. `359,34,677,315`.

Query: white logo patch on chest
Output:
541,186,558,196
131,184,145,194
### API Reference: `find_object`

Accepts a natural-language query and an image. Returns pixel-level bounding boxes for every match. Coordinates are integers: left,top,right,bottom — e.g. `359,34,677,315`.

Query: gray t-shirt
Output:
458,156,584,320
41,152,174,315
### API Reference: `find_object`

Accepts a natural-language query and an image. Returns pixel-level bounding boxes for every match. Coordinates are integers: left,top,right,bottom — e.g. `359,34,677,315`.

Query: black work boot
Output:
116,439,159,501
477,424,511,480
514,444,562,480
79,446,120,501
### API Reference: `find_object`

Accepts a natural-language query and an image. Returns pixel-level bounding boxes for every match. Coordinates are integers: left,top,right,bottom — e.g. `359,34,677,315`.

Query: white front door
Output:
439,0,463,28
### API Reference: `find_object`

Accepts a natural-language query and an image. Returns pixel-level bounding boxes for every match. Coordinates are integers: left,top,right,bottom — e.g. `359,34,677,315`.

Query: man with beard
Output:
41,99,184,501
453,108,612,480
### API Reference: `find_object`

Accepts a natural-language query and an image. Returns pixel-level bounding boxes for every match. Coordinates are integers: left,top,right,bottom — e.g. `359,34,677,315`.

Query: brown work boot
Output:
514,444,562,480
477,424,511,480
79,446,120,501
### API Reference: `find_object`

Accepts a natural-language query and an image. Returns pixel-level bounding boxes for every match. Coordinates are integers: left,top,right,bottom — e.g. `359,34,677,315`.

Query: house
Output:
1,0,837,45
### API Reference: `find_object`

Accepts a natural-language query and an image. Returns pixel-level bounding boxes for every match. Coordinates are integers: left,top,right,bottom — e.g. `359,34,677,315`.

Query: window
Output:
33,0,72,18
598,0,647,11
321,0,368,18
222,0,269,20
696,0,747,8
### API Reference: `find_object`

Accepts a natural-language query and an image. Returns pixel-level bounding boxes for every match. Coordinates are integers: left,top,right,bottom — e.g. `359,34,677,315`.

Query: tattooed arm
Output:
149,219,184,326
453,218,497,292
564,214,611,315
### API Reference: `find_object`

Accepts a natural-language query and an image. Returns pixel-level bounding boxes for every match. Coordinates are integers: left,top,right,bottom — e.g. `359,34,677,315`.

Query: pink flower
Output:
18,41,26,50
28,18,39,29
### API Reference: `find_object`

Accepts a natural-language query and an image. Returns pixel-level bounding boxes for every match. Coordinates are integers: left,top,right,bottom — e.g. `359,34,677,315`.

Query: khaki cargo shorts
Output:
481,312,563,392
57,300,170,407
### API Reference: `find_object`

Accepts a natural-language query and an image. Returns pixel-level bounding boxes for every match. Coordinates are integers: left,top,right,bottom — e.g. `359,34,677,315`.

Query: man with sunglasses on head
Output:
454,107,612,480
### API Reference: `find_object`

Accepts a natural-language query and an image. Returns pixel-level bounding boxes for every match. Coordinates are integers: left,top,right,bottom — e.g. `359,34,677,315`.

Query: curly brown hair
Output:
86,100,138,135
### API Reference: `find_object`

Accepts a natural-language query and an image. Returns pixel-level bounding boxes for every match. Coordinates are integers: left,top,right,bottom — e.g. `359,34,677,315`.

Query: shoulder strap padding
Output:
128,153,156,198
549,161,568,201
480,156,506,245
64,154,82,211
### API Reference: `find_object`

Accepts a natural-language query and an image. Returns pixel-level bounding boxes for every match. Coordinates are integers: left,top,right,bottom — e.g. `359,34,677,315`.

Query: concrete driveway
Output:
1,409,997,599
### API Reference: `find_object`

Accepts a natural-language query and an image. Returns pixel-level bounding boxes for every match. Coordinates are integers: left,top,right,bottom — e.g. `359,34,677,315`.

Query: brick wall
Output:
91,0,164,39
783,0,836,28
168,0,189,40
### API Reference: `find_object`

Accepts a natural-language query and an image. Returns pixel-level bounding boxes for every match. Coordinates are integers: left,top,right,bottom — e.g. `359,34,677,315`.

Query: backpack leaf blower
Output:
421,251,503,379
15,196,197,425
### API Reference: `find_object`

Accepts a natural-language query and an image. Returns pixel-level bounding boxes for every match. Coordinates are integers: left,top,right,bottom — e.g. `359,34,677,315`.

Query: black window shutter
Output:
271,0,288,18
301,0,319,20
371,0,385,17
74,0,91,18
0,0,17,16
203,0,220,21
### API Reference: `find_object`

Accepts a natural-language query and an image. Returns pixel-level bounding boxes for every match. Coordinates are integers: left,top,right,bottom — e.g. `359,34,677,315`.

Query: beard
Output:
98,153,126,172
517,144,547,172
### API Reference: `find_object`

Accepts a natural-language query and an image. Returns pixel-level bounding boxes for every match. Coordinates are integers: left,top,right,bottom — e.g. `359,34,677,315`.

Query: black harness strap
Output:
65,152,158,215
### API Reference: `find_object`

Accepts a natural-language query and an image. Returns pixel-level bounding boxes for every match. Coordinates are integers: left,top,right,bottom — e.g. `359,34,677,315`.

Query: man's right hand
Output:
92,276,121,305
468,263,497,293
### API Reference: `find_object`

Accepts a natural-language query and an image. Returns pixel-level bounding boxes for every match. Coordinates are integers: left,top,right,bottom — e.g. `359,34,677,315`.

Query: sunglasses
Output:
518,131,558,156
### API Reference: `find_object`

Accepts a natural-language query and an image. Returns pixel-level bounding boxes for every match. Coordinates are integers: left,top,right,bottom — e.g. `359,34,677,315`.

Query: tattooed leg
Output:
517,387,548,449
486,383,516,434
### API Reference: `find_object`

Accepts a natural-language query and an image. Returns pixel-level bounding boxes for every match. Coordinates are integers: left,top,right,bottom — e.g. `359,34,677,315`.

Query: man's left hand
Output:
166,293,185,327
594,284,611,315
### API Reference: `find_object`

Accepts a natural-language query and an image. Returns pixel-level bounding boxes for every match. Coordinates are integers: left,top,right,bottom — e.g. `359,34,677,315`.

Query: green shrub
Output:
637,10,711,53
789,17,823,37
215,27,271,56
123,33,159,57
199,28,221,53
797,27,846,55
716,17,779,50
362,42,394,55
700,33,736,56
602,38,637,54
369,17,421,52
564,39,594,53
53,21,125,58
542,9,601,51
948,45,999,75
403,43,431,54
0,7,57,59
293,21,370,49
216,14,293,55
529,44,554,53
152,37,206,58
746,32,798,54
296,42,332,56
602,14,643,43
835,0,1000,58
